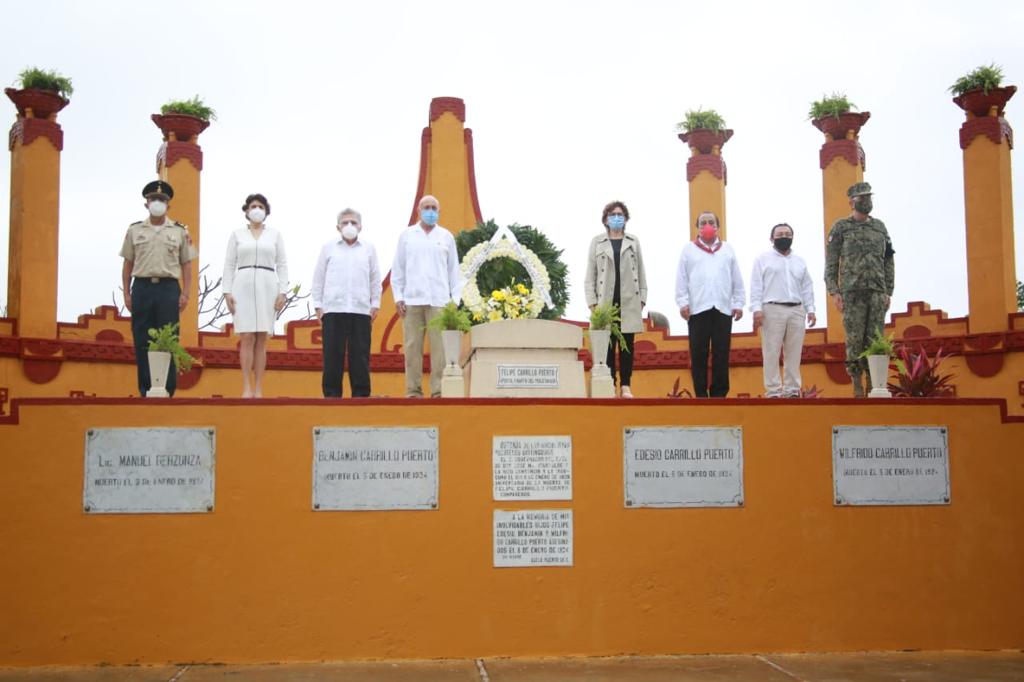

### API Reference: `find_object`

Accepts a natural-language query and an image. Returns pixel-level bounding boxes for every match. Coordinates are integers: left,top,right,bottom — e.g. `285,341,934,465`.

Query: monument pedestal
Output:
590,368,615,398
467,319,585,398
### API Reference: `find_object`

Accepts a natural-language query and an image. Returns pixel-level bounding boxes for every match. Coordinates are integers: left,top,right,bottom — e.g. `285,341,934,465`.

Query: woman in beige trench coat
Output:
584,200,648,398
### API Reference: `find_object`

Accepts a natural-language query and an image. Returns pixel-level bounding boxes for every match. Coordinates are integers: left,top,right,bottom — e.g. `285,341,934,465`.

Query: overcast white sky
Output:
1,0,1022,334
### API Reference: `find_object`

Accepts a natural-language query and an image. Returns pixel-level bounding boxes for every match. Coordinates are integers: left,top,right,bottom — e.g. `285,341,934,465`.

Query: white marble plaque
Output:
623,427,744,507
493,509,573,567
496,364,559,389
83,427,215,513
833,426,950,506
493,436,572,501
312,427,438,511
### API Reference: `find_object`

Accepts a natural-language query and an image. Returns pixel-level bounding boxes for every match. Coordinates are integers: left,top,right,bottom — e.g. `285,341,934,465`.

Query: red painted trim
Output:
380,312,403,353
2,395,1022,426
56,305,130,334
407,128,431,226
966,353,1004,377
429,97,466,123
464,128,484,224
9,118,63,152
158,141,204,171
22,359,61,384
686,154,727,183
959,117,1013,150
819,139,865,170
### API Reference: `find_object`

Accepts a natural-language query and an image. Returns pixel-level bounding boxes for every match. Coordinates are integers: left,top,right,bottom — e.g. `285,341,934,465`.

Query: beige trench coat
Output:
584,232,648,334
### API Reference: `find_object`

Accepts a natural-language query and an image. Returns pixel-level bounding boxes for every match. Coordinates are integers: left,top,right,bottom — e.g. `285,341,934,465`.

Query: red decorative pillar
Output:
678,129,732,240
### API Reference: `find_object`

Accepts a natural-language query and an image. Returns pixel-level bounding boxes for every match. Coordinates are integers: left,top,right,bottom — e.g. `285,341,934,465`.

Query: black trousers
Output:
606,332,635,387
688,308,733,398
321,312,372,398
130,278,181,397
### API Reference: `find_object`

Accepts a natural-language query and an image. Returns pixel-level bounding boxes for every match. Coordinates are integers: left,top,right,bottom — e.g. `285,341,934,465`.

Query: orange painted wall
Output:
161,155,201,347
1,398,1022,665
687,169,727,241
820,155,863,343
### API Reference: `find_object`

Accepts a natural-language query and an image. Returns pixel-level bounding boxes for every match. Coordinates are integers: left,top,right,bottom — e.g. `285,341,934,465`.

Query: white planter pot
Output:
866,354,892,398
147,350,172,398
441,330,463,372
589,329,611,377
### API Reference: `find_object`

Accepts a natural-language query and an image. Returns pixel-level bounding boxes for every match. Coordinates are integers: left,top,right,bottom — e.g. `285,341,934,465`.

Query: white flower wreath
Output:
460,230,552,321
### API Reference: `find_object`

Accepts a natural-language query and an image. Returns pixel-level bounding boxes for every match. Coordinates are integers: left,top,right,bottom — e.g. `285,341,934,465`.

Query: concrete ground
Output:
1,652,1022,681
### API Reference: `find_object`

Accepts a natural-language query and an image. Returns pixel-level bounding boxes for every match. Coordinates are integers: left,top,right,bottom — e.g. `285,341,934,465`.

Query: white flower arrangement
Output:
460,239,550,323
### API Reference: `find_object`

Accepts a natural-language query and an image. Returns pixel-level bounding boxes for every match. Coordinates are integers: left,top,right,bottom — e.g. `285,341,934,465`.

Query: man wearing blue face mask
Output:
391,195,462,398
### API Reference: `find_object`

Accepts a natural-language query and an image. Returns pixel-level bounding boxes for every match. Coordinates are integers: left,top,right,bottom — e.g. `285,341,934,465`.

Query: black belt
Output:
766,301,801,307
134,277,178,284
239,265,275,271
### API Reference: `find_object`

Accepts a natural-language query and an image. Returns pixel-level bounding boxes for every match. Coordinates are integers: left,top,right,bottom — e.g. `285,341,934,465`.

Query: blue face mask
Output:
608,215,626,231
420,208,439,226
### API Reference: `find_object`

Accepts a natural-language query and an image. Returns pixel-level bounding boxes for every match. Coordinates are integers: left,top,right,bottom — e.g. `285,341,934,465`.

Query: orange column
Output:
679,129,731,240
814,112,870,343
152,114,209,347
4,88,67,339
955,86,1017,332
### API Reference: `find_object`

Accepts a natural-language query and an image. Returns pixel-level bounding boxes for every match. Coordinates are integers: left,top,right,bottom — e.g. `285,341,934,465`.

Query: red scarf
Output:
693,238,722,254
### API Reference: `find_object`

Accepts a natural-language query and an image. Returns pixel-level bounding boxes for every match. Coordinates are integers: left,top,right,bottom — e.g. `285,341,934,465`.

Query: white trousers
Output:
761,303,807,397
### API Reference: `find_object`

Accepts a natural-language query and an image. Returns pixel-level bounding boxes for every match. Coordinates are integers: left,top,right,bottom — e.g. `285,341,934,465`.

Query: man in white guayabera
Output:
311,208,382,398
391,195,461,398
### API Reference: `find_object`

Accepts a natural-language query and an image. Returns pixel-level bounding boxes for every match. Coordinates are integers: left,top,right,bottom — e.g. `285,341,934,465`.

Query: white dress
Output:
222,226,289,334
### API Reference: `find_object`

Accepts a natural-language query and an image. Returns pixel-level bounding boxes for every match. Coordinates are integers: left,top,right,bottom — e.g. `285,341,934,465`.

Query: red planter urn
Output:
952,85,1017,117
151,113,210,142
5,87,68,119
678,128,733,154
811,111,871,140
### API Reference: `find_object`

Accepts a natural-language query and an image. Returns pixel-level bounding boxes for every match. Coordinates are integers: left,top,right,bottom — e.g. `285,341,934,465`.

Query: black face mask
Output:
773,237,793,252
854,197,873,214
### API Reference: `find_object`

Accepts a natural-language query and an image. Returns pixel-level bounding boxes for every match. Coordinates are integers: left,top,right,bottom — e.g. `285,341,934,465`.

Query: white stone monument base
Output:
589,370,615,398
467,320,586,398
440,371,466,398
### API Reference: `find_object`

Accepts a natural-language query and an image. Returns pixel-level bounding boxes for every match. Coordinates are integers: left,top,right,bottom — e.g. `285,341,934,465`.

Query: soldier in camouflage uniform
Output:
824,182,895,397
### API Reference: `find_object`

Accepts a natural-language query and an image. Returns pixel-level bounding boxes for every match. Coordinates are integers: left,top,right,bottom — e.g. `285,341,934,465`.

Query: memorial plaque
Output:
623,427,743,507
493,436,572,501
496,364,559,389
493,509,573,567
83,427,215,514
833,426,950,506
313,427,438,511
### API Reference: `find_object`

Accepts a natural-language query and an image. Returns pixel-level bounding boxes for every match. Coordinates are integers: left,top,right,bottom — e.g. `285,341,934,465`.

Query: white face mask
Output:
247,207,267,224
148,200,168,218
341,224,359,241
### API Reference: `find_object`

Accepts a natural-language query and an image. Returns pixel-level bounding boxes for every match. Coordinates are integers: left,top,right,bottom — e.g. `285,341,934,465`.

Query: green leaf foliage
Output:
18,66,73,99
147,323,198,374
949,63,1004,96
808,92,857,120
676,108,726,133
161,95,218,121
455,220,569,320
857,327,897,360
427,301,472,333
589,302,628,351
888,345,956,398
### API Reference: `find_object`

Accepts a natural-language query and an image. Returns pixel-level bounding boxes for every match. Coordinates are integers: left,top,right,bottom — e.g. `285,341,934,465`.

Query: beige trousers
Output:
402,305,444,397
761,303,807,397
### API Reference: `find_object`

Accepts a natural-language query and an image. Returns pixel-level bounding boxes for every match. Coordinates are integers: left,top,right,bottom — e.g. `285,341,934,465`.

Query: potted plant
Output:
676,108,733,154
588,302,628,375
5,67,72,119
152,95,216,142
888,345,956,398
146,322,198,397
950,63,1016,117
809,92,870,140
857,327,897,398
426,301,472,372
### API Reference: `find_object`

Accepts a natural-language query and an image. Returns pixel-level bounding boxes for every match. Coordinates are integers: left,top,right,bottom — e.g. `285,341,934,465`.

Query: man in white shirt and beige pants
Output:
312,208,382,398
391,195,462,398
750,223,816,398
675,212,746,398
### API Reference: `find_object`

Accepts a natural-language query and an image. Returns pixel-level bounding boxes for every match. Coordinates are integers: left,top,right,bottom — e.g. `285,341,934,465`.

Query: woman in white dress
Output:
222,193,289,397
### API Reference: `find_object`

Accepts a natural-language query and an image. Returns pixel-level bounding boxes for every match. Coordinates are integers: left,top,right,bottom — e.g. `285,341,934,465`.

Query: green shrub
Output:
949,63,1004,96
808,92,857,120
676,108,727,133
161,95,217,121
426,301,472,333
589,302,628,351
147,323,198,373
18,67,73,99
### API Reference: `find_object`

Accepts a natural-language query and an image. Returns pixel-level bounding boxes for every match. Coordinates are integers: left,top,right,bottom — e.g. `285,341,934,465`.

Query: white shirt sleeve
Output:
391,232,406,303
447,231,462,302
749,254,764,312
369,243,382,309
275,230,290,295
800,257,816,313
674,246,690,309
222,232,238,294
730,249,746,311
311,243,329,310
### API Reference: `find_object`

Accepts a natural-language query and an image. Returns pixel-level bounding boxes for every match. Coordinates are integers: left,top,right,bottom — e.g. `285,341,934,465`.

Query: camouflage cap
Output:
847,182,872,198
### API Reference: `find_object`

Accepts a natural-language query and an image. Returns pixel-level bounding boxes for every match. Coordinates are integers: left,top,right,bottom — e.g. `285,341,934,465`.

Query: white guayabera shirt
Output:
311,237,382,315
748,249,815,313
390,224,462,307
674,240,746,316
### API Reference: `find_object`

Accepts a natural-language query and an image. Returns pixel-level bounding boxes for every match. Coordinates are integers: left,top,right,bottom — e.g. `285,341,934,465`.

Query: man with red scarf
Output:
675,212,746,397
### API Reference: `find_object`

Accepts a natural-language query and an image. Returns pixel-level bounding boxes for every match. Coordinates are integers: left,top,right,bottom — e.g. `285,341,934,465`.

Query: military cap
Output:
847,182,872,198
142,180,174,200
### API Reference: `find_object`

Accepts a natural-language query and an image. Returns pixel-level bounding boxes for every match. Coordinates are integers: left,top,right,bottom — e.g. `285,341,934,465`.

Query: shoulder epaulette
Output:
130,220,144,227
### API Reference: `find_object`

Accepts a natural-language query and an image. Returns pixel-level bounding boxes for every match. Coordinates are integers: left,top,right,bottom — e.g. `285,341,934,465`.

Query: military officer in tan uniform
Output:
119,180,196,397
